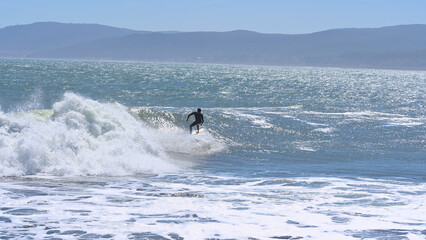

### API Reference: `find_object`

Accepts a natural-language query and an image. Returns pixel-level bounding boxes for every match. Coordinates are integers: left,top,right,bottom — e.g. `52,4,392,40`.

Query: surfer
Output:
186,108,204,134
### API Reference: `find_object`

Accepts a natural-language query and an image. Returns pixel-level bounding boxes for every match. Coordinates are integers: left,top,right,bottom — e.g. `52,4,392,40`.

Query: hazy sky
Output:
1,0,425,34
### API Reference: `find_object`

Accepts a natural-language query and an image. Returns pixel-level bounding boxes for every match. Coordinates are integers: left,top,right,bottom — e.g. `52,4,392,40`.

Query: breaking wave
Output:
0,93,225,176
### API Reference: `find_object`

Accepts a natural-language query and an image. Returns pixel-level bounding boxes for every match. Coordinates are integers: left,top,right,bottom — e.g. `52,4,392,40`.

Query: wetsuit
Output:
187,112,204,134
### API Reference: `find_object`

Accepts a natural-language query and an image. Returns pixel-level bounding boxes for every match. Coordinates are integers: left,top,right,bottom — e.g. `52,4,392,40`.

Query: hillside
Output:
0,22,142,57
1,22,426,70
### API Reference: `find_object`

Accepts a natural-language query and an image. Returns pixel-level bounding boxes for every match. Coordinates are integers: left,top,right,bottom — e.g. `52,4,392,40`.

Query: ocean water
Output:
0,58,425,239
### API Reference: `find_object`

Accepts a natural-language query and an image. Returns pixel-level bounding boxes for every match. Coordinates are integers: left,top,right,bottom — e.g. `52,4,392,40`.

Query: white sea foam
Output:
313,127,335,133
223,110,274,129
384,117,425,127
0,176,424,239
297,146,316,152
0,93,224,177
305,110,424,127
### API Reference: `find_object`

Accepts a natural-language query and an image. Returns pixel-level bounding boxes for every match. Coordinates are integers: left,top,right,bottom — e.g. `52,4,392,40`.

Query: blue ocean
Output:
0,59,425,239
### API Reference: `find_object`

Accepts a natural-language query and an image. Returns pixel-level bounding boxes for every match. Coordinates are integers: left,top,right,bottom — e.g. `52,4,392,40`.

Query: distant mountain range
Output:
1,22,426,70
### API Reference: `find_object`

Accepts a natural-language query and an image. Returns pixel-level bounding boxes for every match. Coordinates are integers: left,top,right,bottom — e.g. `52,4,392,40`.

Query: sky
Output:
1,0,426,34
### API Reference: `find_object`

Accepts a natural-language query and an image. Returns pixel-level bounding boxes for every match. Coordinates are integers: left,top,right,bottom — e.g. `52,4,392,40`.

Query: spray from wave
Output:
0,93,225,177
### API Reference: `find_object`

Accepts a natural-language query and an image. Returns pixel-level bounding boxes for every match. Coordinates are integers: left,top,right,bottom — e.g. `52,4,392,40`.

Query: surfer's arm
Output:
186,112,194,121
201,115,204,125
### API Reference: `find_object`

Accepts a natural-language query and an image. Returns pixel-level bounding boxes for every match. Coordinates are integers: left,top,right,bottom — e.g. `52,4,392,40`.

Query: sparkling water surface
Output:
0,59,425,239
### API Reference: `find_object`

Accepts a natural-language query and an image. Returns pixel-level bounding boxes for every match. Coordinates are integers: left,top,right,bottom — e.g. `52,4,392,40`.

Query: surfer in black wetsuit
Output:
186,108,204,134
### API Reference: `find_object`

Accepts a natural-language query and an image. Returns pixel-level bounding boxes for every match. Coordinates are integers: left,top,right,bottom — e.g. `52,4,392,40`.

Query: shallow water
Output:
0,59,425,239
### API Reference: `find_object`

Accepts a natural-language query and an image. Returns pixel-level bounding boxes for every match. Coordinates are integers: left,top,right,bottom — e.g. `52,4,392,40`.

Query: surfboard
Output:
191,128,205,135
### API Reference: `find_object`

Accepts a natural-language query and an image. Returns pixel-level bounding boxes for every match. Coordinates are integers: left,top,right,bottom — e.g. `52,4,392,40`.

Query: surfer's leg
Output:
189,121,197,134
196,124,199,133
